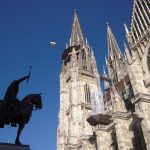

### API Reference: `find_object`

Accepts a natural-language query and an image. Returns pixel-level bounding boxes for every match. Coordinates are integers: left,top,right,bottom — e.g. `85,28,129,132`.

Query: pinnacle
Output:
106,22,109,27
70,10,84,46
107,24,122,60
73,9,77,12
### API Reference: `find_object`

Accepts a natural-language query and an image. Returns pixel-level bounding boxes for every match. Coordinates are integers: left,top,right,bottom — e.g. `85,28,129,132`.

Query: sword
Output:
27,66,32,83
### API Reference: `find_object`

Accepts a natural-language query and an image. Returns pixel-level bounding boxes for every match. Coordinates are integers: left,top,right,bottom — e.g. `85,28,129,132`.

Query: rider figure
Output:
3,76,30,122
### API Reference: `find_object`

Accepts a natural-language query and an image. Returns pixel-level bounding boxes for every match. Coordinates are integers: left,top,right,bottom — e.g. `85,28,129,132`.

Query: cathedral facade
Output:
57,0,150,149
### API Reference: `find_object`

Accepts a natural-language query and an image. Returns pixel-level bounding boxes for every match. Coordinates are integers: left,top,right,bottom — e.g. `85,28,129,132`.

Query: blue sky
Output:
0,0,133,150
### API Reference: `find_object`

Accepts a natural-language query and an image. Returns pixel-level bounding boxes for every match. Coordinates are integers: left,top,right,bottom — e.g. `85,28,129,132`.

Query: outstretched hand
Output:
26,75,30,83
26,75,30,79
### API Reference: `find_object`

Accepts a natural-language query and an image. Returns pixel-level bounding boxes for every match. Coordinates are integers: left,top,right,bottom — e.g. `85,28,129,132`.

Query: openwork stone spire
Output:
70,10,85,46
107,23,127,83
107,23,122,61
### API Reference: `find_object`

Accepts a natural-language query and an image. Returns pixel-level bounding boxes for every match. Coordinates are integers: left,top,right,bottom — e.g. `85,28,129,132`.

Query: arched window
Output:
132,123,147,150
84,84,91,103
82,50,87,69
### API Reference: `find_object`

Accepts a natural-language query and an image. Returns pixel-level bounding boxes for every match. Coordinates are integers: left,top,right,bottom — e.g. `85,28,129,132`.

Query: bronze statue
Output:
0,75,42,145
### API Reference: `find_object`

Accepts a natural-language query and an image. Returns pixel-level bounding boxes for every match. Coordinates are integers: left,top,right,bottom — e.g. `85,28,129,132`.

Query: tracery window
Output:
84,84,91,103
82,49,87,69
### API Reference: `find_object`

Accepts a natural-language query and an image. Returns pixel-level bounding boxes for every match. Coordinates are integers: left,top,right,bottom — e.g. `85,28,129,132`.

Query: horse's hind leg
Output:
15,123,25,145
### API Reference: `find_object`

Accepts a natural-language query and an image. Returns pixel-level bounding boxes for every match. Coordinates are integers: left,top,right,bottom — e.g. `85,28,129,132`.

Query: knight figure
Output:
3,76,30,125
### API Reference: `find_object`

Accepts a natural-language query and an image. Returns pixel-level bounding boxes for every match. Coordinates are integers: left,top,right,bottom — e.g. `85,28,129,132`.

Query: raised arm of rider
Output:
16,76,30,84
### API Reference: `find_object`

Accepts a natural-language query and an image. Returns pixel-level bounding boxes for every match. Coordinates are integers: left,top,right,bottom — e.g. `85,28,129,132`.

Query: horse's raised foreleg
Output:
15,123,25,145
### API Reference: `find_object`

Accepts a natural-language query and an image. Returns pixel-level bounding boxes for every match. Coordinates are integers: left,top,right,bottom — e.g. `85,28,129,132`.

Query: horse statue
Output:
0,93,42,145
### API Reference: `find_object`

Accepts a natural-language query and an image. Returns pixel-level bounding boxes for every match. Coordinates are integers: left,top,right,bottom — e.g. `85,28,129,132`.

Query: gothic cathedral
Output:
57,0,150,149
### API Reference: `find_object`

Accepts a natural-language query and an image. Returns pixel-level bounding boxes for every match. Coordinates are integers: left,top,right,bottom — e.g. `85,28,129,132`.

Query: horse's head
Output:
22,94,42,110
33,94,42,110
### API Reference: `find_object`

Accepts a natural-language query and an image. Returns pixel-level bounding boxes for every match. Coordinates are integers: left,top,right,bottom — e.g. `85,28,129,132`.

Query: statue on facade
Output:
0,71,42,145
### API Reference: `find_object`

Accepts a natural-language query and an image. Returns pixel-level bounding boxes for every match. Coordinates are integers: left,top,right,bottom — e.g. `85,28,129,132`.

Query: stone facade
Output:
57,0,150,150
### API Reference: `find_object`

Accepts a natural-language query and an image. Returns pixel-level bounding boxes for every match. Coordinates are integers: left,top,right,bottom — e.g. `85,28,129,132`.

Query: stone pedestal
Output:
0,143,30,150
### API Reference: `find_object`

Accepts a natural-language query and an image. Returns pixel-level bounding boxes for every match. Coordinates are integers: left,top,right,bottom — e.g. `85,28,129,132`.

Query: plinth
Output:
0,143,30,150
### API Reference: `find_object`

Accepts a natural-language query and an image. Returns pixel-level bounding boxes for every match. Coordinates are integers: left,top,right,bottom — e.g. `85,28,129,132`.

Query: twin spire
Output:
70,10,85,46
69,11,125,63
107,23,122,61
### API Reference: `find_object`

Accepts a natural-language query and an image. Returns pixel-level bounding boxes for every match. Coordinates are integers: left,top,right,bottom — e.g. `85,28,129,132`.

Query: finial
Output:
123,41,127,48
124,41,131,61
86,37,88,44
69,37,71,45
106,22,109,28
124,22,129,35
74,9,77,12
103,65,106,73
66,43,68,48
105,56,108,65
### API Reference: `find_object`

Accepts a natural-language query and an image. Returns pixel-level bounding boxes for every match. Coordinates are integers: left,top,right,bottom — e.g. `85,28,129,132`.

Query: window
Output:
84,84,91,103
82,50,87,69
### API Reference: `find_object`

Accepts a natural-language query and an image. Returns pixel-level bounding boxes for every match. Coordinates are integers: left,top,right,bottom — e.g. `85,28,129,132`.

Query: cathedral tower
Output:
57,11,104,150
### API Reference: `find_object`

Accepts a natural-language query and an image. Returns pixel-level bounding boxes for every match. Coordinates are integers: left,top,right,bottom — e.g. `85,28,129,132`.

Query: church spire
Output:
107,23,122,61
70,10,85,46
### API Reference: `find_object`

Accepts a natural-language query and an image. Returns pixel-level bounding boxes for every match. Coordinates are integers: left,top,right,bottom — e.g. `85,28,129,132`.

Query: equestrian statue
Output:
0,71,42,145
